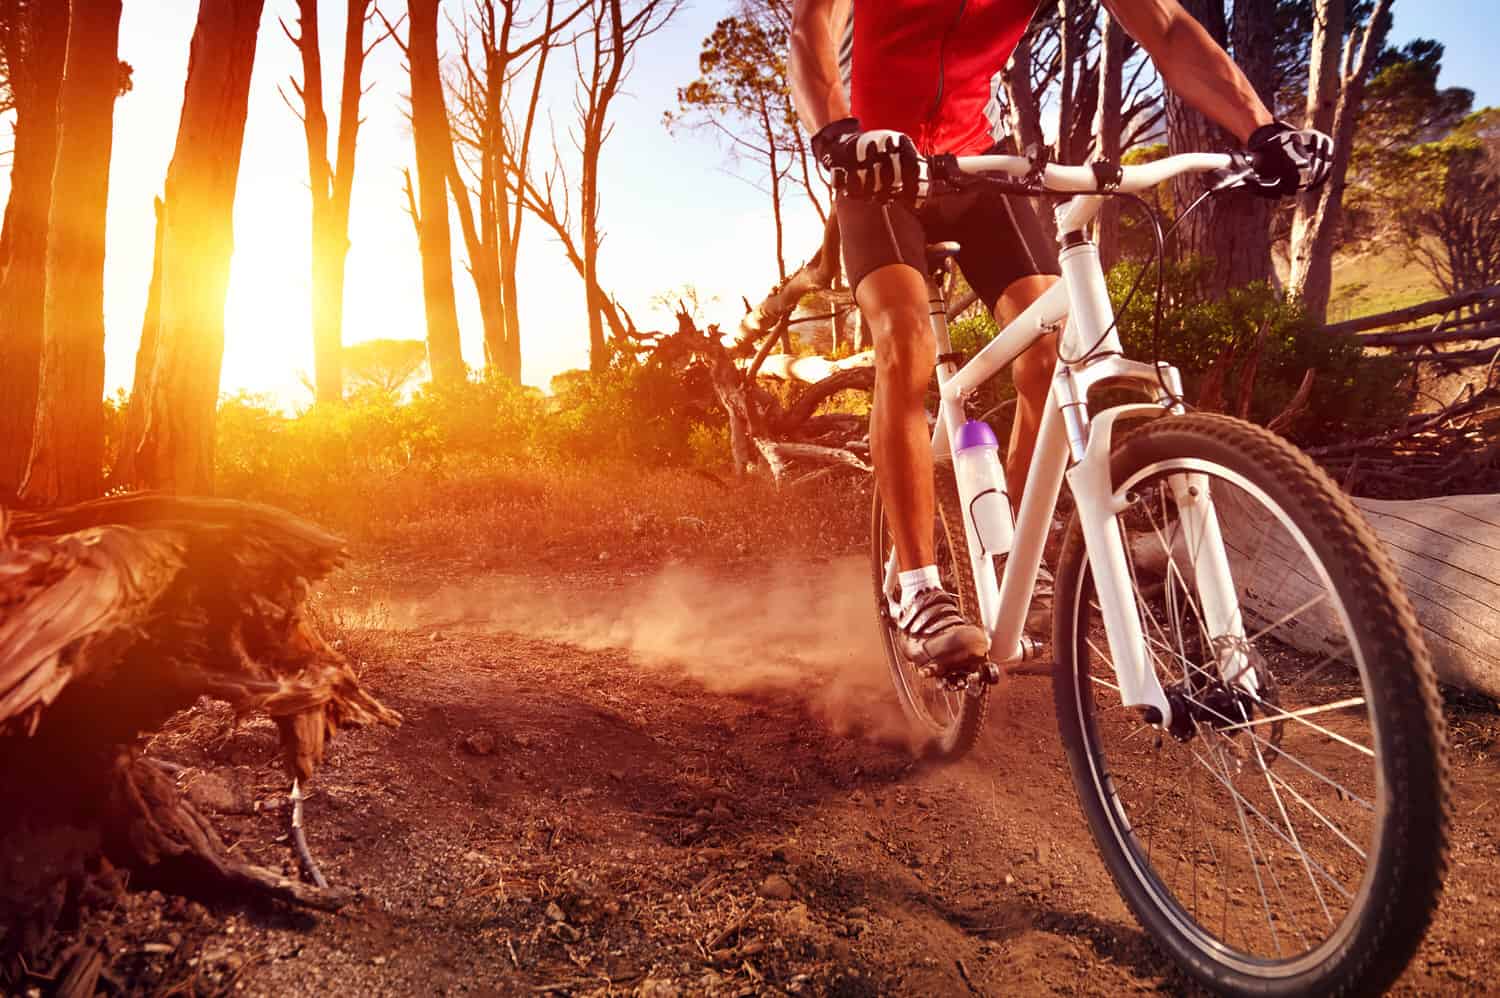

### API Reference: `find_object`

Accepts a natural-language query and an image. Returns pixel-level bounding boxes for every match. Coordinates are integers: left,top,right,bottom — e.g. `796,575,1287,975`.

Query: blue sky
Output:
3,1,1495,404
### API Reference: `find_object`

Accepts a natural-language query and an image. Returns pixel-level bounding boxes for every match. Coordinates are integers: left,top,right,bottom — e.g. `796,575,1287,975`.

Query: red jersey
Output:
849,0,1039,156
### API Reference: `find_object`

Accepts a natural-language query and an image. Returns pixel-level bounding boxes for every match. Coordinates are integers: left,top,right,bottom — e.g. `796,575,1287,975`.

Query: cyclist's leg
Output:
836,194,936,572
858,263,936,571
840,194,988,670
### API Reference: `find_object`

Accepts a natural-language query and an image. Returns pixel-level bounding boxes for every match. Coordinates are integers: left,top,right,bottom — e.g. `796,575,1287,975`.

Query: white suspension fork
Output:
1066,403,1172,726
1167,473,1257,694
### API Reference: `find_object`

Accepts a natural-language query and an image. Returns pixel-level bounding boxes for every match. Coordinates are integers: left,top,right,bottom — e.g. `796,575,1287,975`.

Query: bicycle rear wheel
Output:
872,463,988,760
1053,413,1449,996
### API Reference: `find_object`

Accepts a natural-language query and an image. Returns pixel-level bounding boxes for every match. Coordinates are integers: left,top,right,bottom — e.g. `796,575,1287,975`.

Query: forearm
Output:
1104,0,1272,143
790,0,851,134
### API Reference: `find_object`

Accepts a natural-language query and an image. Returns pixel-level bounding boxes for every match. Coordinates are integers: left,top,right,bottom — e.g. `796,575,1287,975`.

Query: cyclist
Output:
789,0,1332,677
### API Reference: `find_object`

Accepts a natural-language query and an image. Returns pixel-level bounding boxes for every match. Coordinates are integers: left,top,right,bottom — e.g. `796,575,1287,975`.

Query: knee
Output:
871,306,935,396
1012,331,1058,398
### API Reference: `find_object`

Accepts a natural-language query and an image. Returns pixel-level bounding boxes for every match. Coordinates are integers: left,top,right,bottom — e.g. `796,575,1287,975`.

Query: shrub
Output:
1108,259,1408,444
545,354,724,466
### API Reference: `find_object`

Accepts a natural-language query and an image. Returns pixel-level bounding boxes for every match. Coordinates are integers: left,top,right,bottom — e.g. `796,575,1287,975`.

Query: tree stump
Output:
0,494,400,976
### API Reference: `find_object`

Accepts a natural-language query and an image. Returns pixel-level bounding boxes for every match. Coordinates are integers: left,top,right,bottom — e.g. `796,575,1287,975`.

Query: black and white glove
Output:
1245,122,1334,198
812,117,925,201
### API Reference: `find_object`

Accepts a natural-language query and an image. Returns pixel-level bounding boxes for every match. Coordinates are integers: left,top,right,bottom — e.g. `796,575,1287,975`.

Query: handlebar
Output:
930,150,1250,197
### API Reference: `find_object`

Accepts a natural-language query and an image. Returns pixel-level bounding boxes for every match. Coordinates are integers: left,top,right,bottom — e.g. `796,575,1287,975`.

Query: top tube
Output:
951,152,1237,195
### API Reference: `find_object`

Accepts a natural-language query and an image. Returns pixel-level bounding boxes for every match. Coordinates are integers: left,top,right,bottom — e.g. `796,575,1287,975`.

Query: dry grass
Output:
247,458,875,573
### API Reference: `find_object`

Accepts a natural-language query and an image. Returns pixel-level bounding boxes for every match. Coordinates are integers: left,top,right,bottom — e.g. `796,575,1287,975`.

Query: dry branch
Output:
738,213,841,345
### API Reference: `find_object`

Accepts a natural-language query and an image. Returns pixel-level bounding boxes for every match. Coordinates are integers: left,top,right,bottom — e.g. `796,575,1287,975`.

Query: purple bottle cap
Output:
955,420,999,451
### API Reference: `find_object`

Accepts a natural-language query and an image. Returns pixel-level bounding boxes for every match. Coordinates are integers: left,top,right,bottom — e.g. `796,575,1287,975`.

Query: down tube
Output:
989,383,1069,661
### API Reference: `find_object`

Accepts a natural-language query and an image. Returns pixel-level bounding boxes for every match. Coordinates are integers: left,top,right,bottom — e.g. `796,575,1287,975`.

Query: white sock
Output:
898,565,943,614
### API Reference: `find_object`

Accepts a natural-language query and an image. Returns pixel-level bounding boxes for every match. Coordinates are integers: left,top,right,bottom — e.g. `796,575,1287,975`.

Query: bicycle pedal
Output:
921,658,999,691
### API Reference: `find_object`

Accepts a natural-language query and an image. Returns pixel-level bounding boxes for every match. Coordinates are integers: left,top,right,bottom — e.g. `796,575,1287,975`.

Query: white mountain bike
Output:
870,150,1449,996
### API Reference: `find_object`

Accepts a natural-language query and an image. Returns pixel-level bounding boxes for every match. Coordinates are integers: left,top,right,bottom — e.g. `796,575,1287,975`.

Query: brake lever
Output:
925,153,1045,199
1206,151,1257,194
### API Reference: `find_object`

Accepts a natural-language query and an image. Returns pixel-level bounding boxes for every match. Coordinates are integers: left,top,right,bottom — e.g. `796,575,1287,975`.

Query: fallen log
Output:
1358,322,1500,349
0,495,400,968
1325,284,1500,336
1129,491,1500,699
1353,494,1500,698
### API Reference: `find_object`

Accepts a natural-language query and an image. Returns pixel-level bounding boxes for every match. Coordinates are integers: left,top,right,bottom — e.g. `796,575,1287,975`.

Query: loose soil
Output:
28,554,1500,997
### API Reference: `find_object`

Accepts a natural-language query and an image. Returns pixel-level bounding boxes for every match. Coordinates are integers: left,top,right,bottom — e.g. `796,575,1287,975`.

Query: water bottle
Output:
953,420,1014,556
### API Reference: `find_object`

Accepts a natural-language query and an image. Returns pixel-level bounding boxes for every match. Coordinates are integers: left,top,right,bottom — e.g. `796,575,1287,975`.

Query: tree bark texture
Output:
114,0,265,495
23,0,124,506
408,0,466,386
1165,0,1274,297
0,1,68,497
1288,0,1392,322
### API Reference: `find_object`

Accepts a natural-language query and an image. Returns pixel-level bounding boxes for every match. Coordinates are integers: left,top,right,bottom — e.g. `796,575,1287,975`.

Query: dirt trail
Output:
65,558,1500,995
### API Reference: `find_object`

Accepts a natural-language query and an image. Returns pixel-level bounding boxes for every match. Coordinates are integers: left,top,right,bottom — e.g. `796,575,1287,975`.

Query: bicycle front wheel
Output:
1053,413,1449,996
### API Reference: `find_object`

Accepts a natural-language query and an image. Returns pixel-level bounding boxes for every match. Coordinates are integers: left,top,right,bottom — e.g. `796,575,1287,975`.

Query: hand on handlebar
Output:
812,117,925,201
1245,122,1334,198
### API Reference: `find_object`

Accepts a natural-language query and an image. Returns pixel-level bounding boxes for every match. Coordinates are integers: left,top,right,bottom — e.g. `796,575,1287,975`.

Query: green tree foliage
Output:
943,259,1405,445
343,338,429,396
665,0,824,280
1382,110,1500,295
1109,260,1406,442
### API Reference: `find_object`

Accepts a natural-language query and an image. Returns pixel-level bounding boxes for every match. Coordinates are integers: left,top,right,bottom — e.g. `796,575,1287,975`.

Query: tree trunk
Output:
501,251,523,381
581,124,607,372
113,0,265,495
1288,0,1343,282
114,198,166,490
408,0,465,386
1288,0,1392,323
0,1,68,498
1092,9,1124,270
1001,26,1043,155
23,0,124,505
1164,0,1273,297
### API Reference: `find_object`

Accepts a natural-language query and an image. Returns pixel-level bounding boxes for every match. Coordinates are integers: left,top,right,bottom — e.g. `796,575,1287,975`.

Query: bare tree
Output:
400,0,467,386
0,0,66,496
22,0,124,504
283,0,396,403
518,0,681,372
1287,0,1393,321
114,0,266,494
1398,144,1500,297
446,0,581,381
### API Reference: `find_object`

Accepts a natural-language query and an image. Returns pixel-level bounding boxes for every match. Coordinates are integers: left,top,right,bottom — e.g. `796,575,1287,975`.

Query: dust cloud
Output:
386,557,917,745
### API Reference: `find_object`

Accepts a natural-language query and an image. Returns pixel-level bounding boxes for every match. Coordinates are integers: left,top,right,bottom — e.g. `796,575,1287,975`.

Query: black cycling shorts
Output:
836,187,1060,311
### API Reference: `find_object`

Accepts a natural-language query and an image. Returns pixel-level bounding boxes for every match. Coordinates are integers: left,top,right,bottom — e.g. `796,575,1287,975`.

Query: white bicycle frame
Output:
882,152,1256,729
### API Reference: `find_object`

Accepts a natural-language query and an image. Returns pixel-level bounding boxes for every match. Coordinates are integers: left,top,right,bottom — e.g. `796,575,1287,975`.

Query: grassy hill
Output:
1326,244,1443,323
